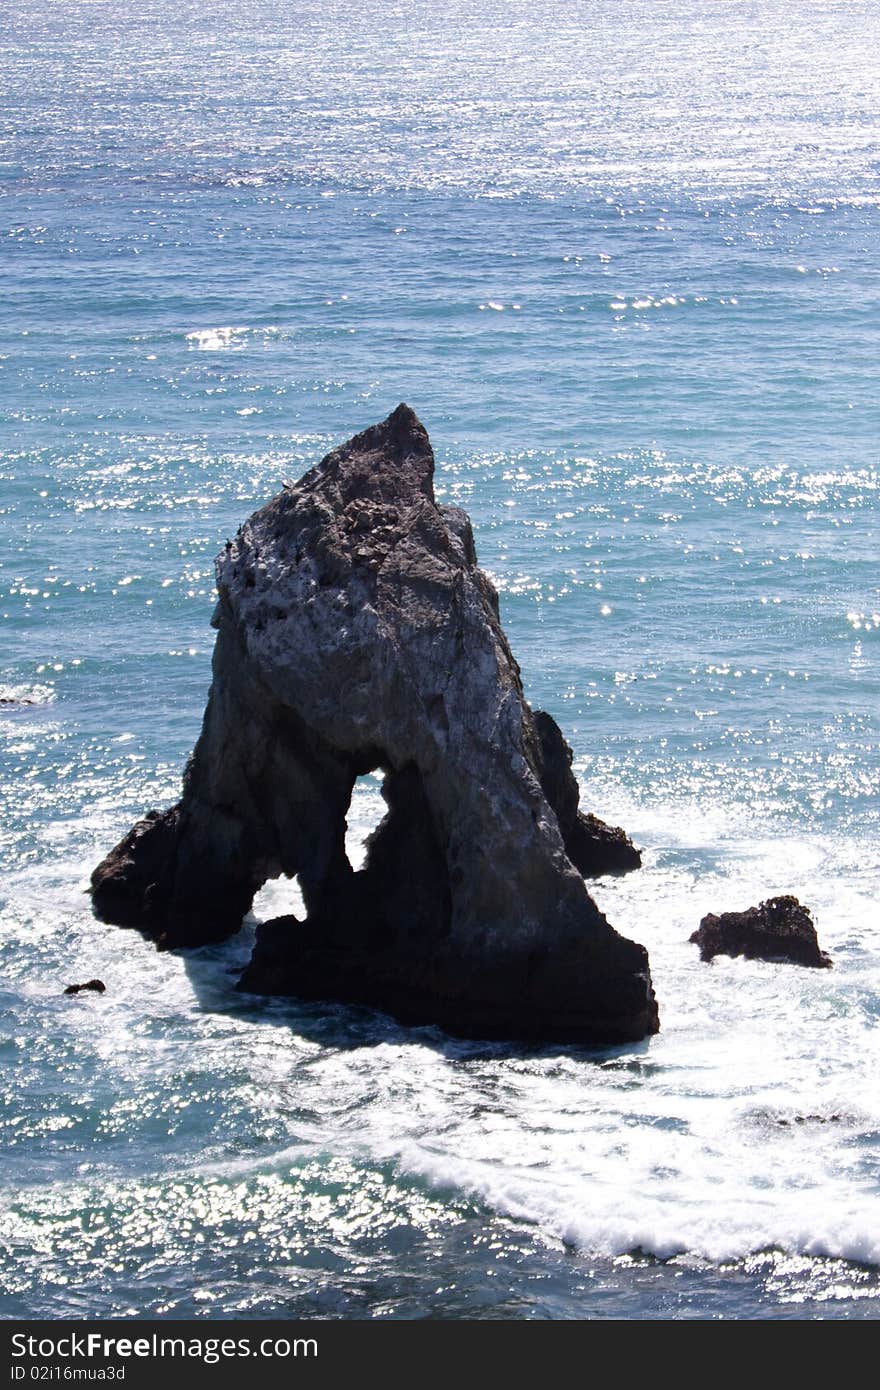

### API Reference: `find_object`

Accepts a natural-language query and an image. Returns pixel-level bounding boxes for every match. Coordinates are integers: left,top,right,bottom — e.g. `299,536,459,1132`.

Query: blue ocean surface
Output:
1,0,879,1318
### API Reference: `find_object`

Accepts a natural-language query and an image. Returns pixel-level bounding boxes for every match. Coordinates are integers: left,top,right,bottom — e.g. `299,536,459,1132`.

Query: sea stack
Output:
690,896,832,968
91,405,657,1043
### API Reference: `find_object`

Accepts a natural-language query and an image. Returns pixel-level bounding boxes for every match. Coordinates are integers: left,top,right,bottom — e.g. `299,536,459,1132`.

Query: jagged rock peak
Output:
91,406,656,1044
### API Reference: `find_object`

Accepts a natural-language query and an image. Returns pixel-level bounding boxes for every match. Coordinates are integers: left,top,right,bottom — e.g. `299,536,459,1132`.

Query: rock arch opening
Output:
344,772,386,872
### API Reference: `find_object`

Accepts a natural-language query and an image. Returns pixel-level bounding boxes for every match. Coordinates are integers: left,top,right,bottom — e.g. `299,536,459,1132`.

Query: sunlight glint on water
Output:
1,0,879,1319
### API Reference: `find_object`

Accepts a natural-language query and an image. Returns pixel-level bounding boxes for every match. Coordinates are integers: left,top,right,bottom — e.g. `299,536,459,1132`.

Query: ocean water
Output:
2,0,880,1319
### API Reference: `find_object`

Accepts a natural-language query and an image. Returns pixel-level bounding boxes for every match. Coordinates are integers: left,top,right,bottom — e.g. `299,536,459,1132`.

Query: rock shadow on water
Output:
170,914,655,1067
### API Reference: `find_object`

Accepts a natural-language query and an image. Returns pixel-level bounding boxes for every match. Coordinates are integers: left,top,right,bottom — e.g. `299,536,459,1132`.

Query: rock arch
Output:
91,405,658,1044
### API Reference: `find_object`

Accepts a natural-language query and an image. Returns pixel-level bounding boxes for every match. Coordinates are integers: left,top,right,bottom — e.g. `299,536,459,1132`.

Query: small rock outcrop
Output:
64,979,106,995
91,405,657,1044
690,896,831,968
532,711,641,877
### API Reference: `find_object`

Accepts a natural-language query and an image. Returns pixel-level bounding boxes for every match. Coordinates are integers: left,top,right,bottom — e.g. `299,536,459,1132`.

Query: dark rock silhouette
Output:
532,711,641,877
91,405,657,1044
91,808,181,931
690,895,831,968
64,979,106,995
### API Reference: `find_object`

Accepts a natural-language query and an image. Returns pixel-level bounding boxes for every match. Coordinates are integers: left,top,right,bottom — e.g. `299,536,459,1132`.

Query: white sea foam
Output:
0,682,55,706
336,785,880,1270
186,326,245,350
388,1141,880,1267
185,325,282,350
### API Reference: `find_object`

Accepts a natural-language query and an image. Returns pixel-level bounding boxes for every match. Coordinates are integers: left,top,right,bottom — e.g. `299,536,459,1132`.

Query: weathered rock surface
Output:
91,404,657,1043
690,895,831,968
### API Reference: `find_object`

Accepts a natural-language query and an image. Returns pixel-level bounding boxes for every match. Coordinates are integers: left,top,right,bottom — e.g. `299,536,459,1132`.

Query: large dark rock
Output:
690,896,831,968
91,808,182,934
91,405,658,1044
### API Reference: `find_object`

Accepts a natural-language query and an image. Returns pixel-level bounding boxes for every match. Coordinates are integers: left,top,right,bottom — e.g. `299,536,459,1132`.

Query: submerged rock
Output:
91,404,657,1043
690,895,831,968
64,979,106,995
